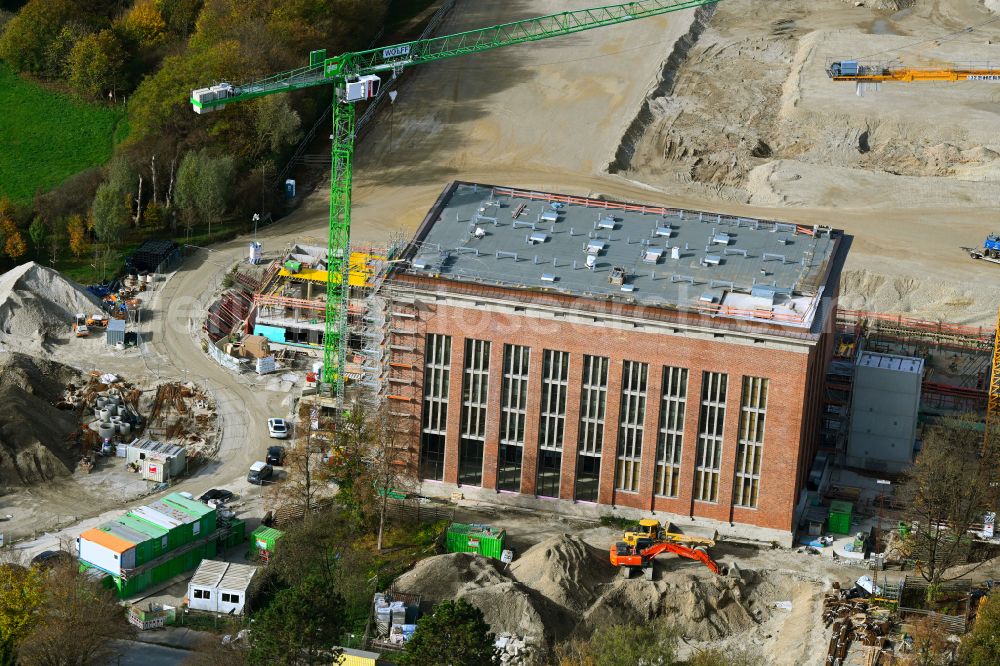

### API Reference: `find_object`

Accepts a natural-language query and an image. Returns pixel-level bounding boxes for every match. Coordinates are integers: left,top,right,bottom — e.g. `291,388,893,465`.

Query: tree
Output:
144,201,164,228
117,0,167,48
0,219,26,260
28,218,46,257
156,0,201,36
66,29,124,98
897,615,953,666
174,149,235,236
253,96,301,156
898,418,1000,588
47,218,64,264
0,0,76,76
67,214,88,258
400,600,497,666
273,403,334,521
90,182,128,245
334,402,418,551
959,590,1000,666
16,563,134,666
555,620,678,666
247,574,345,666
0,562,45,666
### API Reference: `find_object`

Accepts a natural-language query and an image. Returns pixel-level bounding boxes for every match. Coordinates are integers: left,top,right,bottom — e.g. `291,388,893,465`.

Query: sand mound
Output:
509,534,614,609
394,552,509,601
582,571,759,641
396,535,788,652
0,352,83,487
0,262,102,352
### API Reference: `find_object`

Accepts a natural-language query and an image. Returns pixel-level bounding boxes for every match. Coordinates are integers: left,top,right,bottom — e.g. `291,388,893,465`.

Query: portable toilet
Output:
248,241,262,265
284,179,296,199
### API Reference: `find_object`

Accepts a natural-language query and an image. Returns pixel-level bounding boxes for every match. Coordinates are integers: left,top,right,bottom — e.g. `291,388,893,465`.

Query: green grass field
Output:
0,64,126,206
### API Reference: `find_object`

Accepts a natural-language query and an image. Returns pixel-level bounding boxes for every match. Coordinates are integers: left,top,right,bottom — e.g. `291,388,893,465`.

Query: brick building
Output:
384,182,846,544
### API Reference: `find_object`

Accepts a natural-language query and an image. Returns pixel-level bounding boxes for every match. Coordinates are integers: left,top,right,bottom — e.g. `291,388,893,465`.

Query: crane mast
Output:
192,0,719,401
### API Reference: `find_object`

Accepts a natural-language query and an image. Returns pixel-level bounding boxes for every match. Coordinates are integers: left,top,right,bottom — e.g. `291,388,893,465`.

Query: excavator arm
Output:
609,540,721,575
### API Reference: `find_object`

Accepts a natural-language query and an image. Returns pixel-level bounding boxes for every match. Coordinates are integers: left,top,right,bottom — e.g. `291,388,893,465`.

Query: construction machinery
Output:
827,60,1000,83
72,313,89,338
190,0,722,402
966,234,1000,265
611,519,721,577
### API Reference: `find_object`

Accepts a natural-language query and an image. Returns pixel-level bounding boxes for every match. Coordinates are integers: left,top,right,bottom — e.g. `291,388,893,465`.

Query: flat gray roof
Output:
406,183,841,330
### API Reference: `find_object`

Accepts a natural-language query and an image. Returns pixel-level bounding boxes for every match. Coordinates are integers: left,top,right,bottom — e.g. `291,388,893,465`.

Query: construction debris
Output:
823,585,893,665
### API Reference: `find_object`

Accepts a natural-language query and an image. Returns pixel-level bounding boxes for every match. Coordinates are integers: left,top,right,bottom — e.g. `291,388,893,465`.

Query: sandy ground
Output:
6,0,1000,659
294,0,1000,326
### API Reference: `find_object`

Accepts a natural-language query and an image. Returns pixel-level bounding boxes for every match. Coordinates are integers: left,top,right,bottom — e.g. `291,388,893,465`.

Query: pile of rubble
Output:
823,585,893,665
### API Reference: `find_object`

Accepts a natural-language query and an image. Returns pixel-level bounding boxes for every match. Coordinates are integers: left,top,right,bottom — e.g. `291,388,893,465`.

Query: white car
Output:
267,418,289,439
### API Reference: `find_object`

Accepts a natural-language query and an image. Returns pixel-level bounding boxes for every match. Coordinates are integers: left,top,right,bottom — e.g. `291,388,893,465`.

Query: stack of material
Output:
373,592,420,645
823,587,892,664
495,633,535,665
0,262,103,351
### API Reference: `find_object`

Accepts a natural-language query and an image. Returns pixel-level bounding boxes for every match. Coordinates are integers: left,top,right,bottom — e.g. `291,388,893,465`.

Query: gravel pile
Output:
0,352,83,487
0,262,102,351
395,533,779,654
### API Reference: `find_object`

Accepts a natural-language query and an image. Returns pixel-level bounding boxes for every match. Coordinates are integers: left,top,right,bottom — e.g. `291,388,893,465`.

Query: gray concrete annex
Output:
408,183,840,329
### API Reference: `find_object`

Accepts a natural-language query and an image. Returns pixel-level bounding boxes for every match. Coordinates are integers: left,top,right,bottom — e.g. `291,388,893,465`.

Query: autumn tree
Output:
117,0,167,48
0,0,76,76
960,590,1000,666
897,616,953,666
899,418,1000,588
67,214,88,258
66,29,124,98
271,402,334,521
0,560,45,665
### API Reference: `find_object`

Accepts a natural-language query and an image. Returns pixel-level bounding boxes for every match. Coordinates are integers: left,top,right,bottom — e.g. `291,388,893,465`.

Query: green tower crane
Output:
191,0,719,401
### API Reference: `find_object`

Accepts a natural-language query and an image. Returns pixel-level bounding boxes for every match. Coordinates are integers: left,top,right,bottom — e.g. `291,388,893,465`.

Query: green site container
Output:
283,260,302,273
898,521,911,538
223,519,246,548
445,523,506,560
251,526,284,561
828,501,854,535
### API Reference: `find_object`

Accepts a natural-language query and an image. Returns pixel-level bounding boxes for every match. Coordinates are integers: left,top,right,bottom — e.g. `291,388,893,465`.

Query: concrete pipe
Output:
96,397,107,409
98,408,111,421
98,422,115,439
118,422,131,436
108,395,121,406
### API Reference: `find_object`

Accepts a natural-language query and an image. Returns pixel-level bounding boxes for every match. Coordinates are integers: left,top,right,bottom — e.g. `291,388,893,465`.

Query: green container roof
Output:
118,515,169,540
447,523,505,538
161,493,215,519
829,500,854,515
251,526,283,542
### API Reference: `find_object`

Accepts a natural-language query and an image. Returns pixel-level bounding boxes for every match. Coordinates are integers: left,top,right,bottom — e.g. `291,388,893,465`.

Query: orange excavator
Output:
609,519,722,579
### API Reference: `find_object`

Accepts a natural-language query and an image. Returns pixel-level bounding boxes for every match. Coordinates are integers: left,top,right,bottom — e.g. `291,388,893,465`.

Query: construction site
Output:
2,0,1000,664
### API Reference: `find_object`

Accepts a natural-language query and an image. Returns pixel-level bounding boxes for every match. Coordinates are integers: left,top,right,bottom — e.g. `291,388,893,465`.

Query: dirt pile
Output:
0,352,83,488
395,534,787,652
0,262,102,352
509,534,614,609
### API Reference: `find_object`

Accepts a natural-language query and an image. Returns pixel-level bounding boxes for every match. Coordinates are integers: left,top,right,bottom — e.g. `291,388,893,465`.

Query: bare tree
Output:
272,403,334,522
899,417,1000,588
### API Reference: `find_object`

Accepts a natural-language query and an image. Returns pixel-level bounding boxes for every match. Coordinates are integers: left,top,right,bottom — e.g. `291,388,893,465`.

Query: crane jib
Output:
189,0,722,392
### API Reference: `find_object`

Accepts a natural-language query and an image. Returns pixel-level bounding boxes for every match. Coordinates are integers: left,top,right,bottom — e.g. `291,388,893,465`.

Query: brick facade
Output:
386,284,836,537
